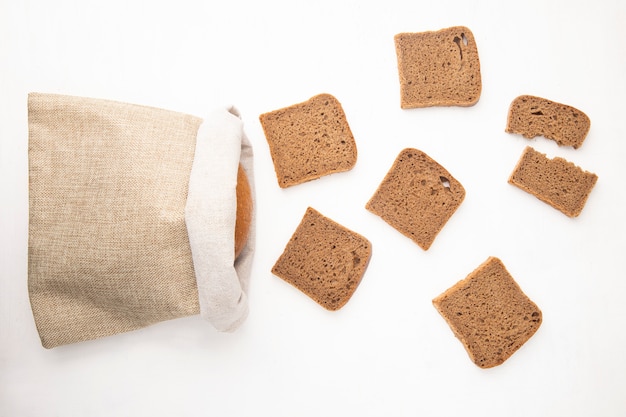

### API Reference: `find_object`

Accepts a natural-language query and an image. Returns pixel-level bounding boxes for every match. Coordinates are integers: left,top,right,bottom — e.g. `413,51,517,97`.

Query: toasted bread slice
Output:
505,95,590,149
366,148,465,250
509,146,598,217
271,207,372,311
433,257,542,368
394,26,482,108
259,94,357,188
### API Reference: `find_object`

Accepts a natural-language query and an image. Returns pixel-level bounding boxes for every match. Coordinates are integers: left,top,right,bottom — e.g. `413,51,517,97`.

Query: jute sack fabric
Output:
28,93,254,348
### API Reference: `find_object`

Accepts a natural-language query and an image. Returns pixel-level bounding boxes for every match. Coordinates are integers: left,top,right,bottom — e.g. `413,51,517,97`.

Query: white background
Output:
2,0,625,416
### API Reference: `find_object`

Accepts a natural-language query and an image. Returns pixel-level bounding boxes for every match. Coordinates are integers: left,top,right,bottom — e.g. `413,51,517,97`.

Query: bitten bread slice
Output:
506,95,590,149
259,94,357,188
394,26,482,108
366,148,465,250
271,207,372,311
433,257,542,368
509,146,598,217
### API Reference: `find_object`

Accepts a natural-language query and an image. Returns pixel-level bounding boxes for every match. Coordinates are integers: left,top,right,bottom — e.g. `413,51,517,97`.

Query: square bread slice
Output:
433,257,542,369
509,146,598,217
366,148,465,250
271,207,372,311
259,94,357,188
394,26,482,108
505,95,591,149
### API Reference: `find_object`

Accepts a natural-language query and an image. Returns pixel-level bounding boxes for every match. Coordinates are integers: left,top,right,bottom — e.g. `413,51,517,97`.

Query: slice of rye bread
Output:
271,207,372,311
505,95,591,149
259,94,357,188
433,257,542,369
366,148,465,250
394,26,482,108
509,146,598,217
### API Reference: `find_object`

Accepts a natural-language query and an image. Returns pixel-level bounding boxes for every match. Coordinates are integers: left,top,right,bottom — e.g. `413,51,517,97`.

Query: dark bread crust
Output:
259,94,357,188
508,146,598,217
271,207,371,311
505,95,590,149
394,26,482,108
366,148,465,250
433,257,542,368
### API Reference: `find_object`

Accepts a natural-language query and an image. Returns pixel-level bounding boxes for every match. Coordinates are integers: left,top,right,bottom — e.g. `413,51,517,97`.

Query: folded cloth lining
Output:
185,106,254,332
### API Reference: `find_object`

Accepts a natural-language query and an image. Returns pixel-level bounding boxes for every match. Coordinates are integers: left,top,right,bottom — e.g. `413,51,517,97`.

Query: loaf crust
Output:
235,163,252,259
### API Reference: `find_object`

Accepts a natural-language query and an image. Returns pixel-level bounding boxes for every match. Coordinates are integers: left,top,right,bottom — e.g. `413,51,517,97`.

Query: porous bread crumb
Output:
505,95,591,149
271,207,371,311
259,94,357,188
508,146,598,217
394,26,482,108
433,257,542,368
366,148,465,250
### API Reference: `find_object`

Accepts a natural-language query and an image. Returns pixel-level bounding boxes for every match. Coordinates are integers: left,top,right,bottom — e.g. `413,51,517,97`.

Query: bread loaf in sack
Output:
27,93,255,348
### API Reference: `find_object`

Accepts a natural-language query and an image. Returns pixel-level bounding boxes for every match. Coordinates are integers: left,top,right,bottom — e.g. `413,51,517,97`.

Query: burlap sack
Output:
27,93,255,348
